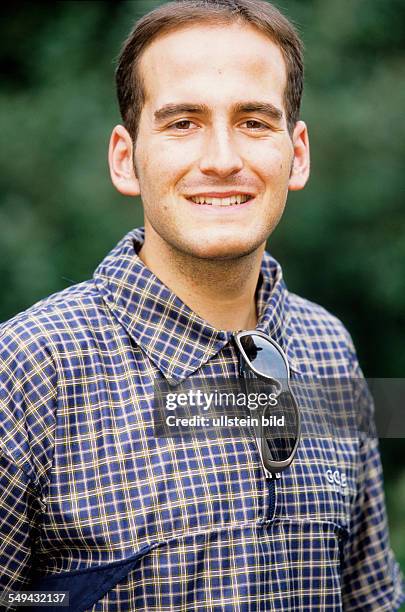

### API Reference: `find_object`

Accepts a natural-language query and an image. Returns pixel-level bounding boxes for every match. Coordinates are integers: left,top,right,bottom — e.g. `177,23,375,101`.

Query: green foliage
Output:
1,0,404,573
271,0,405,377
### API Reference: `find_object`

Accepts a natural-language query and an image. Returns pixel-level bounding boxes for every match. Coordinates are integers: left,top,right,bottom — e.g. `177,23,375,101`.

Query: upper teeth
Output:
189,194,251,206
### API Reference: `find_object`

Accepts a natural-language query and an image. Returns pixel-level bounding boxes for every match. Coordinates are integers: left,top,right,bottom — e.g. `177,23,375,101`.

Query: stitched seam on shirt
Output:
38,542,164,580
0,448,40,492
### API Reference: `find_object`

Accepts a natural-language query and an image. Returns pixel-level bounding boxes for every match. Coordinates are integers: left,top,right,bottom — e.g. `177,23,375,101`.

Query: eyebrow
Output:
154,101,283,123
233,102,283,121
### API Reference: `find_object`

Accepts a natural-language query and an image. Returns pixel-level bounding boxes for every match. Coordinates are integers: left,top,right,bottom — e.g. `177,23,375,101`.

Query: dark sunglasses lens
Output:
240,334,288,379
261,391,299,463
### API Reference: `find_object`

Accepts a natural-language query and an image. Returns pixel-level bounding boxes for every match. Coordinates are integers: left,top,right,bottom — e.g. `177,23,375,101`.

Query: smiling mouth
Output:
187,194,253,206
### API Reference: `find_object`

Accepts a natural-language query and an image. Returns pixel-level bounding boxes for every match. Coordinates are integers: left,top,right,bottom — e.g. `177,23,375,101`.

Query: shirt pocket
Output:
276,436,359,531
275,373,360,532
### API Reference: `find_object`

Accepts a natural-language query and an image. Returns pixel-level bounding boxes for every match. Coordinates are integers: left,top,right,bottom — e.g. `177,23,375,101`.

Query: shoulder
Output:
0,280,103,484
0,279,103,349
286,291,361,377
288,291,353,342
0,277,109,394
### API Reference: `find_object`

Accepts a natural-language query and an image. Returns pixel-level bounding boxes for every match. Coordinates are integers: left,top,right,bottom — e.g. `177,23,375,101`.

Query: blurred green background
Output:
1,0,404,582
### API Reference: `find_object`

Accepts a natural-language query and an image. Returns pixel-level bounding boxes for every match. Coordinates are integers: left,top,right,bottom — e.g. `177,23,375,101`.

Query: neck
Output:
138,229,265,332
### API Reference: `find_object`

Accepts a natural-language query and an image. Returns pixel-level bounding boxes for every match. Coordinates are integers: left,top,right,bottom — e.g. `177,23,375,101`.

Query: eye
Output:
241,120,270,131
169,120,197,130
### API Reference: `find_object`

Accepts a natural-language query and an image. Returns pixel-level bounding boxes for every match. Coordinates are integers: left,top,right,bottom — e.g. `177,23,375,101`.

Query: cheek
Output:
136,151,183,209
244,141,291,174
257,158,291,188
140,142,190,185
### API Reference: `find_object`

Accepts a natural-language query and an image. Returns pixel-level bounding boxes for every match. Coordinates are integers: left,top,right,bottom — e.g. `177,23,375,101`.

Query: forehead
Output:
138,22,287,108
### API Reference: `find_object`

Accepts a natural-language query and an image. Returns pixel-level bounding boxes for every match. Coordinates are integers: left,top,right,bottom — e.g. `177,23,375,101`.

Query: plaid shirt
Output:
0,227,403,611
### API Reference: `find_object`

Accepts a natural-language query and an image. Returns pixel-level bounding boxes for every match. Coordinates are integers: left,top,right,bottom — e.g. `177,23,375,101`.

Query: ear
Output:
288,120,310,191
108,124,140,196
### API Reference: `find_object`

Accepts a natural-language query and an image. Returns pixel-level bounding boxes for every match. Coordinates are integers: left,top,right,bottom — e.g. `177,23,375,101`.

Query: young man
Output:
0,1,403,610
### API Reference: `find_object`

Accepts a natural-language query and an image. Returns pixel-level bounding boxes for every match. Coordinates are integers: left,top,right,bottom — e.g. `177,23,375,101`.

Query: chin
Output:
179,236,264,261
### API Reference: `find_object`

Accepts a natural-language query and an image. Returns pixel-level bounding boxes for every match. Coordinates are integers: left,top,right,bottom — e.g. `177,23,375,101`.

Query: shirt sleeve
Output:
0,320,57,598
340,345,405,610
0,452,42,595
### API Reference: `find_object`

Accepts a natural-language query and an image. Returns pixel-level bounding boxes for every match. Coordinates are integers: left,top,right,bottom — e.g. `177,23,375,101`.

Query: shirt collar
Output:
93,228,290,384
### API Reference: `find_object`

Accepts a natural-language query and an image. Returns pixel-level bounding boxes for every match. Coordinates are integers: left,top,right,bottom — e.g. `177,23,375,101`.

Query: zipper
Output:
268,476,276,519
258,445,278,519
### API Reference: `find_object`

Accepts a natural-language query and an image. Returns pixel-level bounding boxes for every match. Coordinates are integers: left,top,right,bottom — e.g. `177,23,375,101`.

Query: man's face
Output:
132,22,307,260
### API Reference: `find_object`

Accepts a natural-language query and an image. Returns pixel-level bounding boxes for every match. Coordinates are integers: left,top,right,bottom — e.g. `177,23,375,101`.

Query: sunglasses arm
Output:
238,357,282,480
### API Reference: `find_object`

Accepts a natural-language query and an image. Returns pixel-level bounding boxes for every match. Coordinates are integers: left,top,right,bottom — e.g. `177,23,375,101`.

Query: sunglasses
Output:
233,330,301,479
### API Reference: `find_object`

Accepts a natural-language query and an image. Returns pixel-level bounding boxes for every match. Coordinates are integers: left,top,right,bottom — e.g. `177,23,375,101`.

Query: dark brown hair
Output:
115,0,304,141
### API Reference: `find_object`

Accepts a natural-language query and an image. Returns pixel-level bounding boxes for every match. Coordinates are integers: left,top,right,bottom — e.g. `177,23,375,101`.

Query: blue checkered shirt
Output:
0,227,403,611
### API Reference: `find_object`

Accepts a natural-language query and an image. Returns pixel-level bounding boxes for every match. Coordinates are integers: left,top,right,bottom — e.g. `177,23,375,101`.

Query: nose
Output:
199,125,243,177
